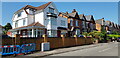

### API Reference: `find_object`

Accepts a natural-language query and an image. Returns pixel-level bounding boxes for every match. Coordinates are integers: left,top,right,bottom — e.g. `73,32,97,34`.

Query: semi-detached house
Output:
9,2,68,37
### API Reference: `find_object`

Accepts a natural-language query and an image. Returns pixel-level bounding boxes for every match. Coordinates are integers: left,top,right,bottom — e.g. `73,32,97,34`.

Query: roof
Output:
59,12,78,18
85,15,94,21
79,14,84,19
95,18,105,25
68,12,77,17
10,22,45,30
85,15,92,21
105,21,111,26
59,12,69,17
15,2,52,14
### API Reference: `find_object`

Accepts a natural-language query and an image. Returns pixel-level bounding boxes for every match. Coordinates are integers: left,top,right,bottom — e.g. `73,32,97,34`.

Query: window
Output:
76,29,80,35
76,20,78,26
30,29,32,37
51,30,57,37
23,19,26,26
49,7,54,13
15,20,18,27
51,17,57,25
61,20,65,26
70,19,73,26
18,11,22,17
82,21,85,28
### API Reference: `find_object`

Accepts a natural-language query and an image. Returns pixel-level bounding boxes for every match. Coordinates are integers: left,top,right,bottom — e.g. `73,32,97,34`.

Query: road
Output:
48,42,118,56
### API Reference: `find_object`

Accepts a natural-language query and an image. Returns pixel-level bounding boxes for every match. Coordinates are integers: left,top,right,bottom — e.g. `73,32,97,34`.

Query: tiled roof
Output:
15,2,52,14
59,12,69,17
105,21,111,26
85,15,94,21
79,14,86,21
68,12,77,17
59,12,78,18
79,14,84,19
95,18,105,25
11,22,45,30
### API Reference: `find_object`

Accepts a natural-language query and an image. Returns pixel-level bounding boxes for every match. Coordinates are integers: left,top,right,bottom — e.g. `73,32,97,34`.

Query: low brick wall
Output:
2,35,93,51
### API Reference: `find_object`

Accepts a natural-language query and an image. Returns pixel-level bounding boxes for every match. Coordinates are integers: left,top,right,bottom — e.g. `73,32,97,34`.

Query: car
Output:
117,37,120,42
78,35,84,37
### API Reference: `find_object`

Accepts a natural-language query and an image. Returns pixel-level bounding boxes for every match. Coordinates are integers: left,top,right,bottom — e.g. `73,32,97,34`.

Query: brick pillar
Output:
61,35,65,47
74,35,78,45
15,34,20,45
42,34,47,43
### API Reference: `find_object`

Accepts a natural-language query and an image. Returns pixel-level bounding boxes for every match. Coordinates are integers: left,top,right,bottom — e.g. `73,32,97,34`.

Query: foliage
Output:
2,23,12,35
82,32,90,37
107,34,120,38
4,23,12,31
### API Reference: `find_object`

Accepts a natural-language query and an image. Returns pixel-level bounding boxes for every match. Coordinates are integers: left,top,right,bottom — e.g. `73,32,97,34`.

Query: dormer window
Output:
18,11,22,17
49,7,54,13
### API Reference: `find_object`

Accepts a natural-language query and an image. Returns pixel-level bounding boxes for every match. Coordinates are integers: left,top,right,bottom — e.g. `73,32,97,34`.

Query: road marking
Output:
98,48,111,52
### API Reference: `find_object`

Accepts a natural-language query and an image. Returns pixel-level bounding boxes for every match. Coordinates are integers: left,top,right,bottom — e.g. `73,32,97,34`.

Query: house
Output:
105,21,111,33
79,14,87,32
9,2,67,37
59,9,82,37
85,15,96,32
95,18,106,32
57,14,68,37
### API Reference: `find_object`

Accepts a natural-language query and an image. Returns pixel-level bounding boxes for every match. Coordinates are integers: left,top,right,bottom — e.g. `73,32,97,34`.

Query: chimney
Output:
72,9,77,13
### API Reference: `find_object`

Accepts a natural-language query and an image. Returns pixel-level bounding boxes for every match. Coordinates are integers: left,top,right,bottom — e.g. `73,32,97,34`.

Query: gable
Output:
44,2,59,14
75,13,80,19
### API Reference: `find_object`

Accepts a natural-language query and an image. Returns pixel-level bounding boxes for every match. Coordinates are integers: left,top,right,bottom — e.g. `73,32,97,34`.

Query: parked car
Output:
78,35,84,37
117,37,120,42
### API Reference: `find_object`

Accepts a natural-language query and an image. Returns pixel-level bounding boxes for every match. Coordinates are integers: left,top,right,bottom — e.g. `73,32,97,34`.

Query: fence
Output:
0,43,36,55
2,34,94,51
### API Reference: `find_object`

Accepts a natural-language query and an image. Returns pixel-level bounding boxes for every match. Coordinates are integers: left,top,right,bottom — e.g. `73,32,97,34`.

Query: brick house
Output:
59,9,82,37
79,14,87,32
95,18,106,32
85,15,96,32
105,21,111,33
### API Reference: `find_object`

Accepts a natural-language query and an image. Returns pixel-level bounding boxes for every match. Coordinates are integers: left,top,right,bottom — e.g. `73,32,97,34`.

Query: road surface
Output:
48,42,118,56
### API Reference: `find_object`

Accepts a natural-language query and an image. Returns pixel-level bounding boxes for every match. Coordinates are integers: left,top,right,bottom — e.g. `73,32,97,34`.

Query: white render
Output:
12,2,68,37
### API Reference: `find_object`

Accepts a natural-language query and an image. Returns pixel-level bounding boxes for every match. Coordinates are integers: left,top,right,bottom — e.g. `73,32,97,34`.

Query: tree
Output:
4,23,12,31
3,23,12,35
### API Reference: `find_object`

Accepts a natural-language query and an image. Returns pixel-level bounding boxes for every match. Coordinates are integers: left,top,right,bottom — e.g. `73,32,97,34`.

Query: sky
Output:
2,2,118,26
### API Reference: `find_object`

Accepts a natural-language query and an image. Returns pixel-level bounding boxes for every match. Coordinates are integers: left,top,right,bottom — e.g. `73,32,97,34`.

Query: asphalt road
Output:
49,42,118,56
